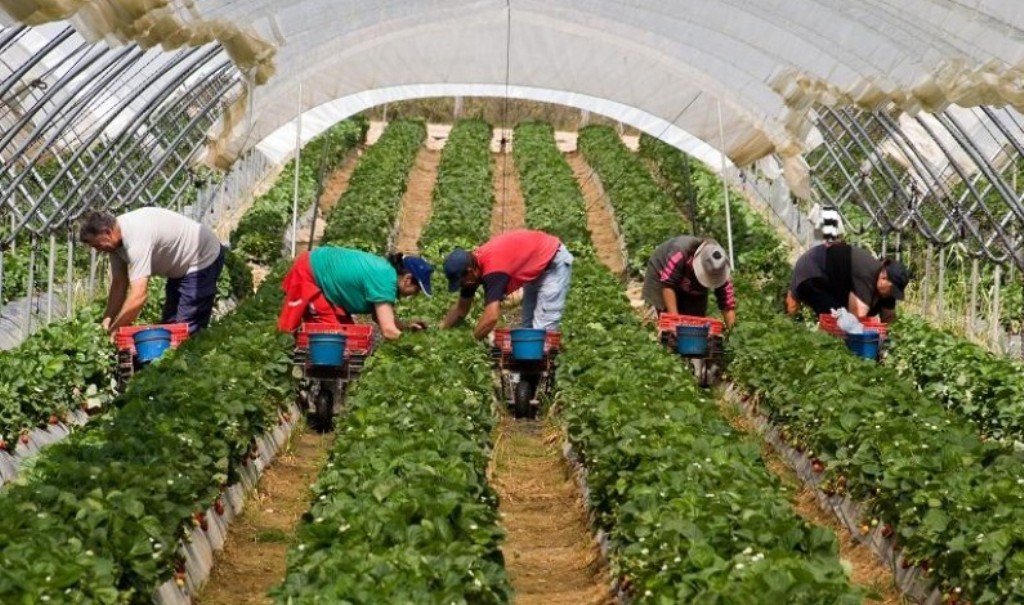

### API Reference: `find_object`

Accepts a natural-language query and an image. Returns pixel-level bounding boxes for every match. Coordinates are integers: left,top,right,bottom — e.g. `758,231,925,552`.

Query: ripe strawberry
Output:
48,415,59,425
881,524,894,538
193,512,208,531
174,570,187,588
811,459,825,473
214,499,225,516
19,433,29,445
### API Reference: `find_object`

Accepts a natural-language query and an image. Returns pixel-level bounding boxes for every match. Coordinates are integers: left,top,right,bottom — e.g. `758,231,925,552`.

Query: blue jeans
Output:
520,245,574,331
162,247,226,334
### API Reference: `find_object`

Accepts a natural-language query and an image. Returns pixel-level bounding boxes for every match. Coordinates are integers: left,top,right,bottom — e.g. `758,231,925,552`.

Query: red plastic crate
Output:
657,313,724,337
817,314,888,339
493,328,562,354
115,323,190,354
295,323,375,355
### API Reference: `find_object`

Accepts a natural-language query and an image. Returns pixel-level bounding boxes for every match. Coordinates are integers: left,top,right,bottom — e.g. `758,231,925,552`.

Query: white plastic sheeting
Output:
3,1,1024,187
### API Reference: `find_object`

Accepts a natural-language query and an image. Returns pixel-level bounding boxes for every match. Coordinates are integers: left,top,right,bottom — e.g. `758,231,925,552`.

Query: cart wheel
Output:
311,384,335,433
513,379,536,419
698,359,712,388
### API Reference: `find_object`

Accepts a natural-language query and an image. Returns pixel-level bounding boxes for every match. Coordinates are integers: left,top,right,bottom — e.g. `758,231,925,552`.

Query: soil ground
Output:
490,417,615,605
393,144,443,253
491,144,527,235
716,398,906,604
565,152,627,277
197,429,335,605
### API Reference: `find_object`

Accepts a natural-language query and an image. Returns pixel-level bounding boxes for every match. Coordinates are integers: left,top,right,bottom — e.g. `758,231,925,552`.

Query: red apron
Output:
277,251,353,332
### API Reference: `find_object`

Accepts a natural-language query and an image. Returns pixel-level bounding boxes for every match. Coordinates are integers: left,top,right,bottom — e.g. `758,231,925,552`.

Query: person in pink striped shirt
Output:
642,236,736,328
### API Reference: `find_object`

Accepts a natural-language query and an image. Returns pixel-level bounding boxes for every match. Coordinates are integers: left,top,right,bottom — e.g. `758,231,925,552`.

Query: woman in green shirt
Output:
277,247,434,339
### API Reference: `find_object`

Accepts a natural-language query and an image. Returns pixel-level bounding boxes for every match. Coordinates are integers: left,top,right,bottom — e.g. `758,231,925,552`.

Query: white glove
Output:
831,308,864,334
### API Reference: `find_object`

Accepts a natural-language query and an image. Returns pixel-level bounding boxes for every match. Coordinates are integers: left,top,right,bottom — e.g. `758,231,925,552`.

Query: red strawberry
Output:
48,415,59,425
174,570,186,588
881,524,894,538
19,434,29,445
811,459,825,473
214,499,225,516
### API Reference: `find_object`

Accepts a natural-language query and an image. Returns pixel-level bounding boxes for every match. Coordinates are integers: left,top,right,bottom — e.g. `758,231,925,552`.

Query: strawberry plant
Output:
886,314,1024,442
730,313,1024,603
515,126,858,603
0,264,294,602
419,118,493,253
514,121,591,249
322,120,426,253
231,117,368,263
274,119,510,603
577,125,680,275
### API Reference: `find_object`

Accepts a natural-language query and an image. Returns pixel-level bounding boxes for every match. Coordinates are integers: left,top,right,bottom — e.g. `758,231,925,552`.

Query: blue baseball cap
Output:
443,248,471,292
402,255,434,296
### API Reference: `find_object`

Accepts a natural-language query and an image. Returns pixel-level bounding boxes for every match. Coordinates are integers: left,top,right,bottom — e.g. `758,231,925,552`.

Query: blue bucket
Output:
308,333,347,366
676,324,710,356
133,327,172,363
510,328,546,361
845,330,880,360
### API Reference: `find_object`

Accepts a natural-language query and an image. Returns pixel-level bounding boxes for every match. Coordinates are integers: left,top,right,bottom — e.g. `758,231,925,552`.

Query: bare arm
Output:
723,309,737,328
108,277,149,333
102,264,129,330
441,297,473,329
373,303,402,340
473,300,501,340
662,287,678,315
847,292,871,318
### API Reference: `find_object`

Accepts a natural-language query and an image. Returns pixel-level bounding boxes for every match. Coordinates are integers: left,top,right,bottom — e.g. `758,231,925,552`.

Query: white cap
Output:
693,240,731,289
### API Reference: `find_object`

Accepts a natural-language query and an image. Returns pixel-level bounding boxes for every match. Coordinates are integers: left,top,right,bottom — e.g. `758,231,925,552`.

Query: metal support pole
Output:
969,258,979,336
937,247,945,324
88,247,97,299
0,248,5,311
992,265,1002,352
290,82,303,258
895,232,902,262
46,233,56,322
716,100,736,267
25,240,36,338
66,231,74,318
923,244,933,317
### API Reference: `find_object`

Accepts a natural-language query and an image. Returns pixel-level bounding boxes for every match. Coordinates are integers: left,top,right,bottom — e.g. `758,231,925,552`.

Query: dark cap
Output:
443,248,471,292
402,255,434,297
885,260,910,300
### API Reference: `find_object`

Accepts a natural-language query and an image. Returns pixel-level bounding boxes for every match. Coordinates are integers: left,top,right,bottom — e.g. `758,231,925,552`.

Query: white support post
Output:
290,82,303,258
969,258,979,337
46,233,56,322
923,244,933,317
24,241,35,338
716,100,736,267
66,231,74,318
937,247,945,325
992,265,1002,352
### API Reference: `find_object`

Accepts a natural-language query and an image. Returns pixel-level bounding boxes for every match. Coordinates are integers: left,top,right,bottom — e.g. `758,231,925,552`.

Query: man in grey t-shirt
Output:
79,208,226,334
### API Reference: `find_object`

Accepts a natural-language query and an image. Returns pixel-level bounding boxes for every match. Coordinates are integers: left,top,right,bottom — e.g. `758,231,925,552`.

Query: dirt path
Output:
393,145,442,253
490,418,614,605
198,429,335,605
566,152,627,278
716,396,904,605
293,148,364,251
491,147,527,236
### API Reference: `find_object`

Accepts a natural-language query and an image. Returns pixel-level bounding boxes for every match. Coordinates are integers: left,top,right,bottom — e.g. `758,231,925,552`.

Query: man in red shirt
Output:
440,229,574,340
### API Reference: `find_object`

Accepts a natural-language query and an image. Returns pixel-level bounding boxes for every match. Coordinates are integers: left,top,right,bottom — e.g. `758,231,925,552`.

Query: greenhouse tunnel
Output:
1,1,1024,602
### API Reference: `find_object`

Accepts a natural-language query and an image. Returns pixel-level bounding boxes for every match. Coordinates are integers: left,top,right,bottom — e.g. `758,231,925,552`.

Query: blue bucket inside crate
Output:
845,330,880,360
133,327,172,363
676,324,710,356
308,333,347,366
510,328,546,360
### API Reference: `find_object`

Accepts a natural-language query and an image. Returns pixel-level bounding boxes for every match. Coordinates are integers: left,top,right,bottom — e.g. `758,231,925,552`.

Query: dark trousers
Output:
162,247,226,334
794,277,844,315
657,289,710,317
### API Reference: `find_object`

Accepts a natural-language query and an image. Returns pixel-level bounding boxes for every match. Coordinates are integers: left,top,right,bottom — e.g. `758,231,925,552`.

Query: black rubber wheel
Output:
311,384,335,433
513,379,535,419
